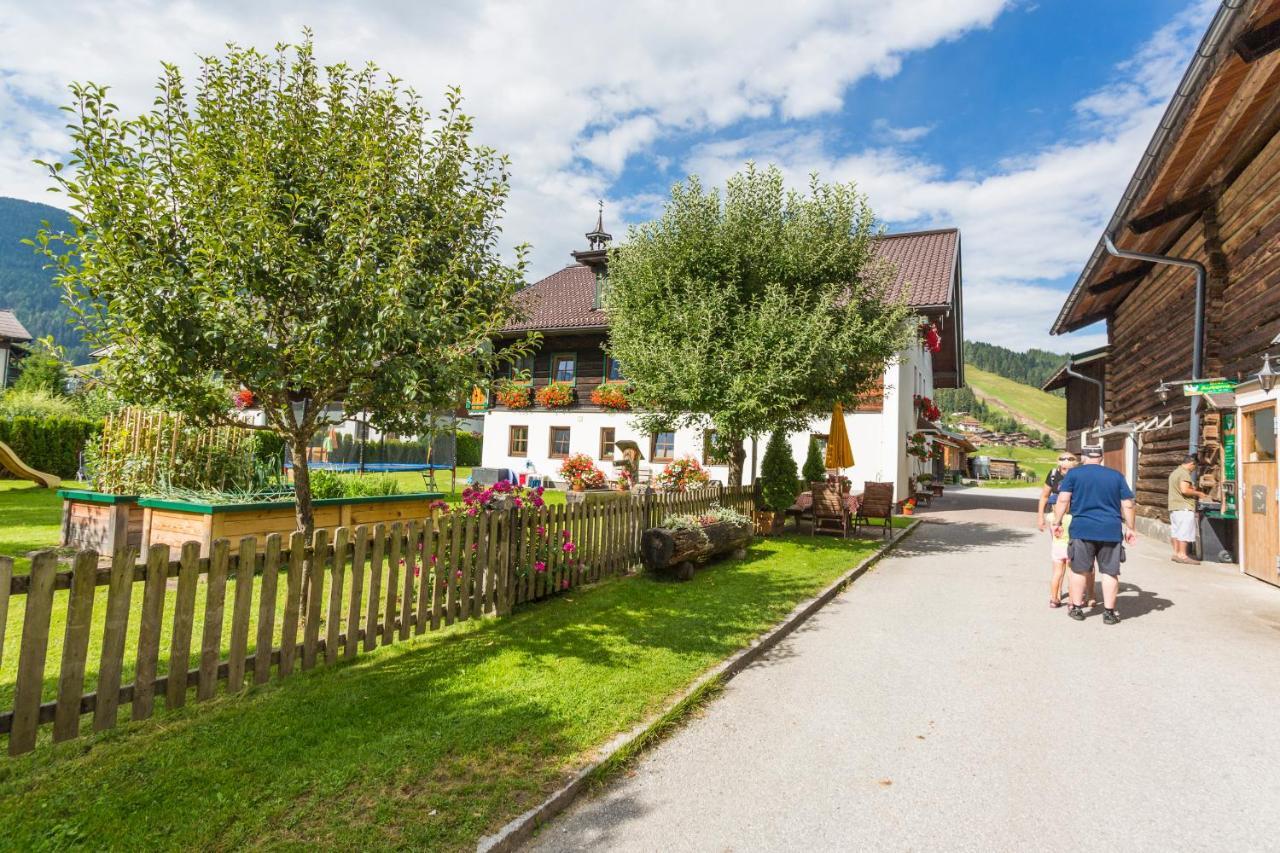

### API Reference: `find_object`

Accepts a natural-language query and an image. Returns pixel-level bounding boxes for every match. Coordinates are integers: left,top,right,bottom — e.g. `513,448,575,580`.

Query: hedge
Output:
0,416,101,479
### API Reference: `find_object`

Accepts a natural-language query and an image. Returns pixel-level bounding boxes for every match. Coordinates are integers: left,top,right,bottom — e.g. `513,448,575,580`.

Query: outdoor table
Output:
788,490,862,530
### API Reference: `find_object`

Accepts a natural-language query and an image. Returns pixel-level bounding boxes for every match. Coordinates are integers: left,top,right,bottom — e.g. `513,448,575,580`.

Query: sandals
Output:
1049,600,1062,609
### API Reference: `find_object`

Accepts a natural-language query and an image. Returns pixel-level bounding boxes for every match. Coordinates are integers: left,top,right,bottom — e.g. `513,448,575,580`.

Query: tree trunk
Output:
726,437,747,487
291,435,315,537
640,520,752,577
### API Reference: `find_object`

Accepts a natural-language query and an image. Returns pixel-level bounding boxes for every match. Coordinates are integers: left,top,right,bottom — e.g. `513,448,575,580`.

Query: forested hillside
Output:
0,197,85,362
964,340,1064,391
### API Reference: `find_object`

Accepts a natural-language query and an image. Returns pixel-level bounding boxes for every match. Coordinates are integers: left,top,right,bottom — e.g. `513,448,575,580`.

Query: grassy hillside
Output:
975,444,1060,481
965,366,1065,437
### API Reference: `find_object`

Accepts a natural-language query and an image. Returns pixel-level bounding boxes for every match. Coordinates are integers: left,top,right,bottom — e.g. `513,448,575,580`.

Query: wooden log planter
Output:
640,520,752,581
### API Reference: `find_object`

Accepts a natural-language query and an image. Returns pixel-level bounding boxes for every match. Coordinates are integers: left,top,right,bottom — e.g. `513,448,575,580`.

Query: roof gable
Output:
0,310,32,343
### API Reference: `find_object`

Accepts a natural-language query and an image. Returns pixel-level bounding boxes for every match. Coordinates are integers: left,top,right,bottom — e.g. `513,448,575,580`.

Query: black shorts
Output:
1068,539,1123,576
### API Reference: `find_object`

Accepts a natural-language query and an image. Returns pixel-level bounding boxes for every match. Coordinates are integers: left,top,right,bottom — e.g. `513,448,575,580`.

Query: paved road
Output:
530,486,1280,852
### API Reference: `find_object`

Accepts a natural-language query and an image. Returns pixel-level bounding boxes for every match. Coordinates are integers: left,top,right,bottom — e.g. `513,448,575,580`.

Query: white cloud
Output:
872,119,934,143
680,2,1215,352
0,0,1013,280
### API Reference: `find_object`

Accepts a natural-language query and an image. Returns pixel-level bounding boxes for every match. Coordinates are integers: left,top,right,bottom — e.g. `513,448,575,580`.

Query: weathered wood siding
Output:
1108,128,1280,521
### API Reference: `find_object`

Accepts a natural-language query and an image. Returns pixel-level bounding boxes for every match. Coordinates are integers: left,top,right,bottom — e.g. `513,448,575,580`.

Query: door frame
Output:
1237,398,1279,584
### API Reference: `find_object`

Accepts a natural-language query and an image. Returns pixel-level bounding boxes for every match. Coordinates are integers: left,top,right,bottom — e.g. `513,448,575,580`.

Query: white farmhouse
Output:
479,218,964,501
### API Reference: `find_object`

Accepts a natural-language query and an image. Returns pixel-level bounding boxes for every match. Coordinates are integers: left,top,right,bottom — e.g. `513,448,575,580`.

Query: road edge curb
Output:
476,519,923,853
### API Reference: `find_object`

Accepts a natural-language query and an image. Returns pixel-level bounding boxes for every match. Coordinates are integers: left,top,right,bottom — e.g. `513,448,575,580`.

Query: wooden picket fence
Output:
0,485,756,755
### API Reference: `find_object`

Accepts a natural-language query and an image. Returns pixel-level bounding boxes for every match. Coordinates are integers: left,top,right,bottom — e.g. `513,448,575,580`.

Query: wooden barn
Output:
1050,0,1280,585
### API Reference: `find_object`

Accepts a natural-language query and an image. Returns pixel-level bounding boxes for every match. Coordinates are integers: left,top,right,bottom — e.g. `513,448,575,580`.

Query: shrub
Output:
342,474,402,497
0,389,80,419
455,430,482,466
656,456,710,492
266,469,405,502
535,382,575,409
759,430,800,512
306,468,346,500
802,436,825,484
11,337,69,395
0,415,100,478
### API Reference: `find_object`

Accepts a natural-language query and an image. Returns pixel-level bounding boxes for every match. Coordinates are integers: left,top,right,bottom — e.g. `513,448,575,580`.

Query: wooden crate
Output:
59,490,145,554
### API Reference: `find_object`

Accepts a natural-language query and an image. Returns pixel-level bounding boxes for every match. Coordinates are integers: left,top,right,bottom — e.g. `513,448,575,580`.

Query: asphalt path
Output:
529,486,1280,852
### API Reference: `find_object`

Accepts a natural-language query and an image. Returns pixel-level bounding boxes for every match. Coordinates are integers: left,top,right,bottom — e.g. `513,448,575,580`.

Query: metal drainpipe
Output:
1062,354,1106,434
1103,234,1206,453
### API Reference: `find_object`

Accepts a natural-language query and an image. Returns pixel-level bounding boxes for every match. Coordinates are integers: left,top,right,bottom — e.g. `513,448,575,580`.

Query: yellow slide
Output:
0,440,60,488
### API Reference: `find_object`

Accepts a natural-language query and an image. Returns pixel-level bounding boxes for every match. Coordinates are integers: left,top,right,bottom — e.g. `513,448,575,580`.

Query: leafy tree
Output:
33,35,529,533
606,165,911,485
802,436,826,484
12,336,69,395
759,430,800,512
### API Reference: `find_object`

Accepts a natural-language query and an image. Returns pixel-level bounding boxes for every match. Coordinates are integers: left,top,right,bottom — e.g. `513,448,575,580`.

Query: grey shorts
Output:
1068,539,1123,576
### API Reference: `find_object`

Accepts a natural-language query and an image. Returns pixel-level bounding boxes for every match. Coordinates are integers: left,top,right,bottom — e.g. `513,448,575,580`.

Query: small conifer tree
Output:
760,430,801,512
802,437,826,485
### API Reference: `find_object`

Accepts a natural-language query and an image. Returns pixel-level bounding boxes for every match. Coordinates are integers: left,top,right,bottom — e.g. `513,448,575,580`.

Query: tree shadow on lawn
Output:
0,535,876,851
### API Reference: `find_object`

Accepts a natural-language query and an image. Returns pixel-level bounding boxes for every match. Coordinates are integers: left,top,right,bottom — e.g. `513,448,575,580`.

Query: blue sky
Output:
0,0,1217,352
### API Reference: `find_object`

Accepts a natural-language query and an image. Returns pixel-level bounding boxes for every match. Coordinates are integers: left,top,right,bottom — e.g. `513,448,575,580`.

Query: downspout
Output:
1062,354,1105,434
1103,234,1206,453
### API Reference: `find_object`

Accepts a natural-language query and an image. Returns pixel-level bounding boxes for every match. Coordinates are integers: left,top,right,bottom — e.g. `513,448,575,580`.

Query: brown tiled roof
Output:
875,228,959,308
0,310,32,342
503,264,606,333
502,228,959,333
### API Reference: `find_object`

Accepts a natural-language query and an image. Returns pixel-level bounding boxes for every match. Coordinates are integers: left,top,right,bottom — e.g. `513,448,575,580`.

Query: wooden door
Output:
1103,435,1126,476
1240,403,1279,586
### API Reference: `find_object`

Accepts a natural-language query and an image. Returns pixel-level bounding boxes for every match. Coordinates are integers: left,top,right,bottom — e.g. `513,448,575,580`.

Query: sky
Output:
0,0,1219,353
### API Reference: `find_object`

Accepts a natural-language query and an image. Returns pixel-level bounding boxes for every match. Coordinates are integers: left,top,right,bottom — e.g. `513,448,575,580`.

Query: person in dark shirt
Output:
1036,453,1077,607
1051,446,1136,624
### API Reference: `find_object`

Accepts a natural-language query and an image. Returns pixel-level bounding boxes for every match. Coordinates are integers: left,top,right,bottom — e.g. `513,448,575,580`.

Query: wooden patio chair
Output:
811,483,850,538
854,481,895,540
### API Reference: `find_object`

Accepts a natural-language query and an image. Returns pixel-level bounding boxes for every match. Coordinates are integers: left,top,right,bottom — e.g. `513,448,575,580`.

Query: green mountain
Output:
963,340,1064,391
0,196,86,363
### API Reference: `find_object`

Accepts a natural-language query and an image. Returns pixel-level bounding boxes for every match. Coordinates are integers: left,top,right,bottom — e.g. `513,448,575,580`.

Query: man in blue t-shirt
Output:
1051,445,1136,624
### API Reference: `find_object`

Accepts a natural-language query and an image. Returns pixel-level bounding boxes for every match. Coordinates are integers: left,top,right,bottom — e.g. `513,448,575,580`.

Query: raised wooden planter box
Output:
640,520,752,581
59,489,145,554
139,492,446,558
564,488,630,505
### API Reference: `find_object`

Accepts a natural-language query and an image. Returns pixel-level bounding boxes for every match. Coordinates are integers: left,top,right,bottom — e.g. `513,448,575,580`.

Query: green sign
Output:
1222,412,1237,518
1183,380,1235,396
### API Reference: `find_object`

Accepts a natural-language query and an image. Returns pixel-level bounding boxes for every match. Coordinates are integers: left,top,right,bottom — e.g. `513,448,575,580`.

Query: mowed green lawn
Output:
0,480,82,575
966,366,1066,435
0,469,563,576
976,444,1060,482
0,533,888,851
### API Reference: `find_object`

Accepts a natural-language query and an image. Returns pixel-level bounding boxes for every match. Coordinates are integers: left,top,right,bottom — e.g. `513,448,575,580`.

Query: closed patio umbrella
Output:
825,402,854,470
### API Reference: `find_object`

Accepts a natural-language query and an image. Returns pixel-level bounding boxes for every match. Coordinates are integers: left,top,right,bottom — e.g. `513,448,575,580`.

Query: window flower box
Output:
496,382,532,409
536,381,575,409
590,382,631,411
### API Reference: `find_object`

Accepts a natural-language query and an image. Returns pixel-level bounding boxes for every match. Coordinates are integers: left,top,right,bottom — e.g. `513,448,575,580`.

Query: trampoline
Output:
285,461,454,472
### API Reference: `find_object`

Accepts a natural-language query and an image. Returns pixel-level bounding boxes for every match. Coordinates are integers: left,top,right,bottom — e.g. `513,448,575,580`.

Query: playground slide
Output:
0,440,60,489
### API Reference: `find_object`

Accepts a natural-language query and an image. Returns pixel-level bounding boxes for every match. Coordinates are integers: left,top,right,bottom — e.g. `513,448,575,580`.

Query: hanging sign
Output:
1182,380,1235,396
465,386,489,413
